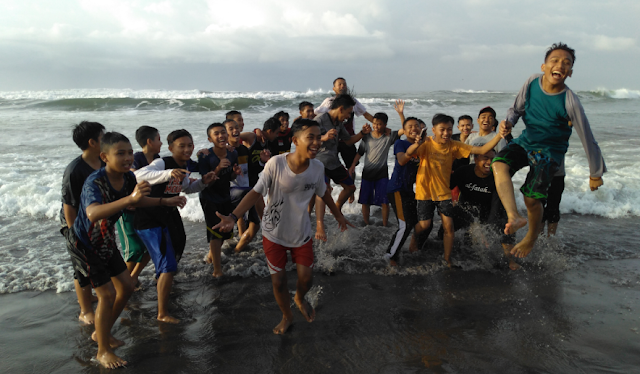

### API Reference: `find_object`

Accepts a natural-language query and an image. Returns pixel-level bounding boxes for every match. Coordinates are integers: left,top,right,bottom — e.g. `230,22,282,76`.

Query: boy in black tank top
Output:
134,129,217,323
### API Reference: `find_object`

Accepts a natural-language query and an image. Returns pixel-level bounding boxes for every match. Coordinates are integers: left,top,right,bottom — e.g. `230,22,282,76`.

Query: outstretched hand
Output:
336,214,356,232
361,123,372,134
170,168,189,180
202,171,218,184
499,120,513,138
394,99,405,114
211,212,235,233
165,195,187,209
130,181,151,203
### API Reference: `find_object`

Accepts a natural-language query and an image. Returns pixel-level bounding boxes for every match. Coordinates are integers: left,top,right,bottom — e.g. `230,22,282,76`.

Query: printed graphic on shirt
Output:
262,197,284,232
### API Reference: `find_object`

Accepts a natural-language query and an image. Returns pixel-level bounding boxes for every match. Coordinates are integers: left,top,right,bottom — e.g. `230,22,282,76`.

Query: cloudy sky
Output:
0,0,637,92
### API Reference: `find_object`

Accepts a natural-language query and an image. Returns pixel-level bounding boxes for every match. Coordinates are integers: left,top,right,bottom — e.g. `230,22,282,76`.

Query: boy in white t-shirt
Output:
212,118,353,335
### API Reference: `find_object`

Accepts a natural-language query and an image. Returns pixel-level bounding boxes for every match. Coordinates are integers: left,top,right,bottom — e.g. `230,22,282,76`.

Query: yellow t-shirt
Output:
415,137,472,201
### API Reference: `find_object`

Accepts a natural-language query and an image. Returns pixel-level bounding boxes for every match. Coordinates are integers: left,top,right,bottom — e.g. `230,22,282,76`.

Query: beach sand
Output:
2,258,640,373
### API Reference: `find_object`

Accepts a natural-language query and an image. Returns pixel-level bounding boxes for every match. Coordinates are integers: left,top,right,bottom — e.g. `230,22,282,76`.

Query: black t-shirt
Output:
450,164,495,222
270,128,292,155
60,155,102,228
451,134,470,172
135,157,184,230
132,152,159,170
198,148,238,203
248,140,266,187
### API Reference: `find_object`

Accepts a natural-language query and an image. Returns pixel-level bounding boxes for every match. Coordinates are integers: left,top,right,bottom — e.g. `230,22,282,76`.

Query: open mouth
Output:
552,70,563,79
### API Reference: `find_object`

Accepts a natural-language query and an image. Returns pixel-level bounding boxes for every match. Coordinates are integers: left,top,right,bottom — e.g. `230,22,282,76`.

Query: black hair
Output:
206,123,225,136
330,94,357,110
225,110,241,119
402,117,419,128
417,119,426,127
299,101,313,111
432,113,454,127
100,132,130,153
262,117,281,132
373,112,388,124
222,119,237,127
134,126,159,148
274,111,289,120
291,118,320,136
458,115,473,123
545,42,576,64
167,129,193,145
72,121,105,150
333,77,346,86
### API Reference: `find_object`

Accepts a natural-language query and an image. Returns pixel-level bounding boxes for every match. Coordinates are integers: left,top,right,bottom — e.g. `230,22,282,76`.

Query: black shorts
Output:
542,176,565,224
338,142,358,169
417,199,454,221
200,197,234,242
61,226,91,288
69,229,128,288
324,166,354,186
492,143,560,200
231,188,261,225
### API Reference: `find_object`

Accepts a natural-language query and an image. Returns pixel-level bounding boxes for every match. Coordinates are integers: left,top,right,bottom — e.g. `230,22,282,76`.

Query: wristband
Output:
229,212,238,222
590,177,602,181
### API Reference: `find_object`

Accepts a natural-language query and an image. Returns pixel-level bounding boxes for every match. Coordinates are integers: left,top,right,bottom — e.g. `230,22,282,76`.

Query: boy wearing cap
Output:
465,107,508,163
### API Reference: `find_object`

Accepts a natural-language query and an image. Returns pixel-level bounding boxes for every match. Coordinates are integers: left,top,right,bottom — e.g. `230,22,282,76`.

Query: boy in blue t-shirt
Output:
493,42,606,259
73,132,185,369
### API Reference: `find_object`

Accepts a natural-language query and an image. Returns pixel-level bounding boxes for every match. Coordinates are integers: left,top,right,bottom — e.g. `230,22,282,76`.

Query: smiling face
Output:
102,141,134,173
477,112,495,134
207,126,228,149
372,118,387,135
278,116,289,133
336,106,354,122
293,125,322,159
432,121,453,144
333,79,348,95
457,119,473,136
169,136,194,163
224,120,240,145
474,150,495,177
230,114,244,131
403,119,421,143
300,105,315,119
542,49,573,89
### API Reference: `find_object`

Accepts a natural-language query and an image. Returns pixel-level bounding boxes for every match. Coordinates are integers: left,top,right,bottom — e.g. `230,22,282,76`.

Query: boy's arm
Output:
405,136,423,157
394,99,406,125
470,133,504,155
134,159,187,185
210,190,263,232
85,181,151,223
349,153,362,177
566,91,606,189
320,188,354,232
344,123,371,146
240,132,257,148
504,74,538,131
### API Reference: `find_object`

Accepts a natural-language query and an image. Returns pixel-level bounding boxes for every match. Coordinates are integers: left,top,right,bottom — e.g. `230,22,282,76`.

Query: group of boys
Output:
59,42,605,368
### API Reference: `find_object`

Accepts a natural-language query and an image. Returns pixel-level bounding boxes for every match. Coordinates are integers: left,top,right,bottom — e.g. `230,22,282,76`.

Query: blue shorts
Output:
358,178,389,206
136,226,178,278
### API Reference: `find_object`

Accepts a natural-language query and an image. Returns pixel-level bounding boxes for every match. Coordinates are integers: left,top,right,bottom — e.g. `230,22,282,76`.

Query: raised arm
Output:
344,123,371,146
470,133,505,155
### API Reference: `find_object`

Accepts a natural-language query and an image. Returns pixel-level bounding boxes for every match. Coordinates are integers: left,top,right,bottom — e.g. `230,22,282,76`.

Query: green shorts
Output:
117,211,148,262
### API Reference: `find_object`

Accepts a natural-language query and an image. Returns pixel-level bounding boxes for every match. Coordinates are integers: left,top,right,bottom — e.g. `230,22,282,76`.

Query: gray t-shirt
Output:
314,112,352,170
465,132,507,163
357,131,399,180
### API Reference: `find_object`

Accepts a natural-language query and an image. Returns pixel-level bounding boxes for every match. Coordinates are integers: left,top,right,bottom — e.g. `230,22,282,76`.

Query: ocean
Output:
1,87,640,373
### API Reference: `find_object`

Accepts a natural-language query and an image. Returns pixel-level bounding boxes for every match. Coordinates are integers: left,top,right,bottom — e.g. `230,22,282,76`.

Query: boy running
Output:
73,132,185,368
212,119,353,334
494,42,606,258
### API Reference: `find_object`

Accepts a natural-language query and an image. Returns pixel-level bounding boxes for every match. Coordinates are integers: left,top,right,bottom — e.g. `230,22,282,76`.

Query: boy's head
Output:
262,117,280,142
402,117,421,142
477,107,496,134
372,112,388,134
135,125,162,154
166,129,194,163
332,77,348,95
274,111,290,133
431,113,454,143
206,122,228,148
72,121,105,151
329,94,356,122
100,132,133,172
223,119,240,141
225,110,244,130
299,101,315,119
474,149,496,176
291,118,321,159
457,115,473,136
542,42,574,86
417,119,426,130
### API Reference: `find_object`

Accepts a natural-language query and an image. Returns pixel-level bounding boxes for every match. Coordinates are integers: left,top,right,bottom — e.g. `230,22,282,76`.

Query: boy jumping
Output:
493,42,606,258
212,119,353,334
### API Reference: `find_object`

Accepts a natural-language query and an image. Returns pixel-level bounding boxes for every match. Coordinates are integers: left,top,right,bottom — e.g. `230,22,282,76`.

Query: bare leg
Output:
129,253,151,287
411,220,432,253
502,243,521,270
157,272,179,323
315,195,327,242
493,162,527,235
209,239,223,277
381,203,389,227
236,221,258,252
294,265,315,322
441,214,454,268
336,184,355,211
271,271,293,334
92,282,127,369
362,204,370,225
511,197,543,258
75,280,95,325
547,222,558,236
237,217,246,237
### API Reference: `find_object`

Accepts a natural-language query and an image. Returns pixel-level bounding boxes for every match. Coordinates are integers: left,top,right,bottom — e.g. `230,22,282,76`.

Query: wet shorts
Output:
116,211,147,263
61,226,91,288
542,175,565,224
230,187,261,225
136,226,178,278
200,197,234,242
74,237,128,289
359,178,389,206
492,143,560,200
417,199,454,221
324,166,354,186
263,236,314,275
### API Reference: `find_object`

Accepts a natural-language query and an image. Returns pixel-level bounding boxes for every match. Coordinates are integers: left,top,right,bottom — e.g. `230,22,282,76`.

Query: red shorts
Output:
262,236,314,275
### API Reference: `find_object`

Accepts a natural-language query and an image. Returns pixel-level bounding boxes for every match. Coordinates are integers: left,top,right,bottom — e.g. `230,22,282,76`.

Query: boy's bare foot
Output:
505,217,527,235
509,261,521,271
157,315,180,324
510,237,536,258
205,253,213,264
315,224,327,242
92,332,125,349
79,312,95,325
442,258,452,269
348,194,355,204
294,295,316,322
273,316,293,334
95,351,127,369
212,270,224,278
389,259,397,267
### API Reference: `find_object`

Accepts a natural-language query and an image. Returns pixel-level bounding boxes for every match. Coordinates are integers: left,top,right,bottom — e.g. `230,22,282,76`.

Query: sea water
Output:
1,87,639,294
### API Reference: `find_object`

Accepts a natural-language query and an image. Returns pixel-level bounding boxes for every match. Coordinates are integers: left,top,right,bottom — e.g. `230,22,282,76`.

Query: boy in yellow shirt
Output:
406,113,508,267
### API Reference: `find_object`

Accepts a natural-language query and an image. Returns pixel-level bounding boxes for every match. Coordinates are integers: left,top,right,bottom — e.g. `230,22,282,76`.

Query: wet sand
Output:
2,258,640,373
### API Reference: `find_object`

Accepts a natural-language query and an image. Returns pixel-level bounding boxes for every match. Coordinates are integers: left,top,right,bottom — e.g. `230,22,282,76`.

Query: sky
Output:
0,0,638,92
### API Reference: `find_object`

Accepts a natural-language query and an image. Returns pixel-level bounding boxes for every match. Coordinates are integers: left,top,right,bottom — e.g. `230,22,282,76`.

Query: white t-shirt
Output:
314,97,368,117
253,154,327,247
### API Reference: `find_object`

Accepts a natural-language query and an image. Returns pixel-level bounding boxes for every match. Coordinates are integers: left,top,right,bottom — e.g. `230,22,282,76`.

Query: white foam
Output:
590,88,640,99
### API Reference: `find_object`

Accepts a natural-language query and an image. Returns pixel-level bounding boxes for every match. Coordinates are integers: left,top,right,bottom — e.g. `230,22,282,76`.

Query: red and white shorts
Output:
262,236,314,274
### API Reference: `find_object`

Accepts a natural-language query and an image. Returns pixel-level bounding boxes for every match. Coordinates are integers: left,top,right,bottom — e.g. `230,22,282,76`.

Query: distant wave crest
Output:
588,88,640,99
